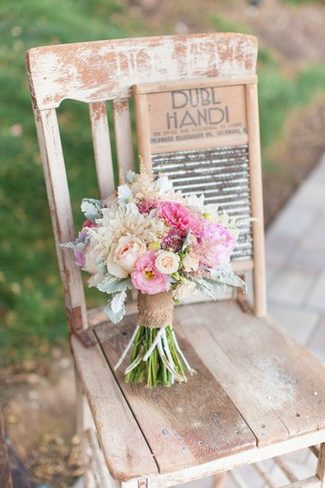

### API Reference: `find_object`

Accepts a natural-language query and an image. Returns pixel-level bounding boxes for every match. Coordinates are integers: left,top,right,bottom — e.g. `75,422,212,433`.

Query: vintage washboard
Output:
134,77,266,316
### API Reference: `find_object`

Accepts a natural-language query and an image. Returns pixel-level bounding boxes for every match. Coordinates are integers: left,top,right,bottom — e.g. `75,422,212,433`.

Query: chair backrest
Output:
26,33,266,333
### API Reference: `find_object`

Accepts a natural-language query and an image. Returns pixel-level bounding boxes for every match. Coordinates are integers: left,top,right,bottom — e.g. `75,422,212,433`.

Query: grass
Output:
1,1,325,367
283,0,325,4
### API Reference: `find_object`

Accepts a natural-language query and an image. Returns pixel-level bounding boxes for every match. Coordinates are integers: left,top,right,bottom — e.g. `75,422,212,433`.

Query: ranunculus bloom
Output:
155,250,180,275
131,251,169,294
107,236,146,278
199,221,236,267
158,201,202,237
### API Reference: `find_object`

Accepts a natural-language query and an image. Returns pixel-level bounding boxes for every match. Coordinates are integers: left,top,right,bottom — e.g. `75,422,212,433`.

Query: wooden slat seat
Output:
72,301,325,481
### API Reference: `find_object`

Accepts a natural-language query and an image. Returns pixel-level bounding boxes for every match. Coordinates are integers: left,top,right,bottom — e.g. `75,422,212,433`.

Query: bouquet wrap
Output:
138,291,174,328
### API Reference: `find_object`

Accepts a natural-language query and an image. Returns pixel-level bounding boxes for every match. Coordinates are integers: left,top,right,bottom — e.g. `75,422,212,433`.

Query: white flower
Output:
182,251,199,272
88,202,165,257
174,280,196,300
118,184,133,202
155,250,180,275
155,175,173,195
185,193,205,211
107,236,146,278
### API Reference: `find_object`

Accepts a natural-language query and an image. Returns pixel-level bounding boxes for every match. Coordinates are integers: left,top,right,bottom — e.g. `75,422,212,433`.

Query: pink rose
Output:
158,201,202,237
131,251,169,294
107,236,146,278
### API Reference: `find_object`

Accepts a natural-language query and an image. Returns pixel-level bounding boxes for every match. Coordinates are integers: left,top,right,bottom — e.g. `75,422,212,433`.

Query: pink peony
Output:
199,221,236,267
137,199,158,214
158,201,202,237
131,251,169,294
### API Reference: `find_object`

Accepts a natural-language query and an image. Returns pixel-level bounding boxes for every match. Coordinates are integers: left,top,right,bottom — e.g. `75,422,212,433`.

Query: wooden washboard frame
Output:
134,76,266,316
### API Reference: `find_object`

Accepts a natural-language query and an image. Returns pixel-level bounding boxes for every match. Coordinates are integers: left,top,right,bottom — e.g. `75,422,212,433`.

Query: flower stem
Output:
124,324,191,388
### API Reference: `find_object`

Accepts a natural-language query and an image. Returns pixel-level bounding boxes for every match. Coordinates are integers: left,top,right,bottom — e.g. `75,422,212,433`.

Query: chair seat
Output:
72,301,325,482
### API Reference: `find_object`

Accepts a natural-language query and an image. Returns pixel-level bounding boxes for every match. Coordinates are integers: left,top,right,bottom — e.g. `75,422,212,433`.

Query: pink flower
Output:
83,219,96,228
199,221,236,267
131,251,169,294
158,201,202,237
161,228,184,252
137,199,158,214
107,236,146,278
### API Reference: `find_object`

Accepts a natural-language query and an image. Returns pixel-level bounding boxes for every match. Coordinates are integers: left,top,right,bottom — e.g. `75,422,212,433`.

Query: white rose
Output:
155,250,180,275
174,280,196,301
83,245,100,274
107,236,146,278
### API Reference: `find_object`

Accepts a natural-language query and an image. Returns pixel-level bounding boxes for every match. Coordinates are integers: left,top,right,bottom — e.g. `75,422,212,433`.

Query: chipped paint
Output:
26,34,257,110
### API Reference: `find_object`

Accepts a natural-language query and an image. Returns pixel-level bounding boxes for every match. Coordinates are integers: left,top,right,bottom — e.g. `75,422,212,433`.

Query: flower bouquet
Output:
64,167,245,388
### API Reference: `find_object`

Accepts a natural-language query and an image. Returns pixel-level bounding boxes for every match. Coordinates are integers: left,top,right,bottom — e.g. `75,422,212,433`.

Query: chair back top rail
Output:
26,33,257,109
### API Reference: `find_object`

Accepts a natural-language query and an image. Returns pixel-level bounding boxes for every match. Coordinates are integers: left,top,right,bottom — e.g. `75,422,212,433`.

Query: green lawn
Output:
1,0,324,367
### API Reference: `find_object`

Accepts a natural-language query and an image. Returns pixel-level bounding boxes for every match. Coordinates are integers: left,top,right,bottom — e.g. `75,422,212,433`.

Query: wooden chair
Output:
26,34,325,488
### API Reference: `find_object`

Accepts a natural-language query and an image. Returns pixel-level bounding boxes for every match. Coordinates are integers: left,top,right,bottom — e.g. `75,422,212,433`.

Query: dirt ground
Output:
1,1,325,486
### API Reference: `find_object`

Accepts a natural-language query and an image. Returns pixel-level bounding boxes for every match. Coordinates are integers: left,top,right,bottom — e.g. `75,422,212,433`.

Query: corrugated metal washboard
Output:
152,145,252,261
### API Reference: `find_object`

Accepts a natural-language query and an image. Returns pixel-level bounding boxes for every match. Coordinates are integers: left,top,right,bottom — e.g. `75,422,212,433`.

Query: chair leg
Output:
213,472,226,488
76,371,92,488
76,371,113,488
317,443,325,487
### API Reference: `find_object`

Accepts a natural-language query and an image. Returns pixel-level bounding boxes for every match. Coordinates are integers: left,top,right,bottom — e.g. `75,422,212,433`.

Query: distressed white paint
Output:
26,34,257,109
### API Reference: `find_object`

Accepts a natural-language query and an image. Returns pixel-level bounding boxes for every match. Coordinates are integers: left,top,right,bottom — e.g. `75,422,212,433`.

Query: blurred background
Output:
1,0,325,486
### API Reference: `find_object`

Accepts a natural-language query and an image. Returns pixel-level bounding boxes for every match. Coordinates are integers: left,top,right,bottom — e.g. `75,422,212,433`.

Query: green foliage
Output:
258,64,325,152
283,0,325,5
211,14,251,34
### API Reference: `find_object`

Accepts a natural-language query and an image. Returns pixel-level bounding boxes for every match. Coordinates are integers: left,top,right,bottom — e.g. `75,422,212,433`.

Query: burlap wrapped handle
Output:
137,291,174,328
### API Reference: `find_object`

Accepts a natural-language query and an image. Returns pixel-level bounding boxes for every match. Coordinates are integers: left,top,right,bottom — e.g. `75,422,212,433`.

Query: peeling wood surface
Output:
173,301,325,446
33,108,88,327
150,430,325,487
26,33,257,109
72,334,158,481
89,102,115,198
95,314,256,474
91,300,325,476
112,98,135,181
